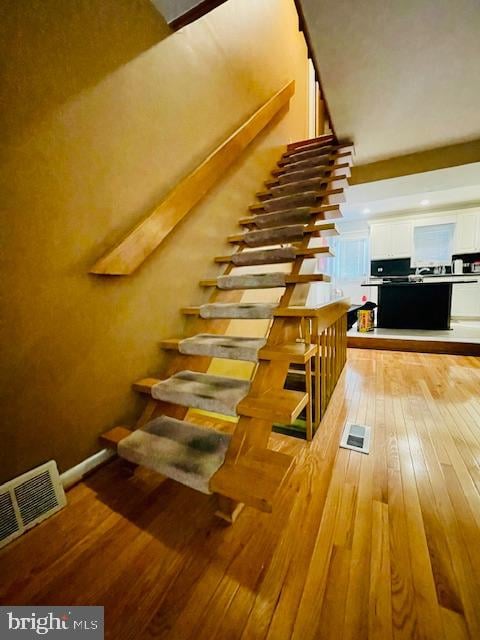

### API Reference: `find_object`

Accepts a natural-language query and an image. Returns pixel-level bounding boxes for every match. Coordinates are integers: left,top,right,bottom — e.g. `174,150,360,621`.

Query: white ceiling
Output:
300,0,480,164
341,162,480,226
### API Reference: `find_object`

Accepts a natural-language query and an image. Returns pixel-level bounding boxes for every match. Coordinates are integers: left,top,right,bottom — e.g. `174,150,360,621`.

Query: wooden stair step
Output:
215,246,296,266
286,134,335,152
257,174,348,199
227,222,338,244
281,142,354,164
214,245,333,264
135,371,251,417
238,204,342,227
249,188,344,213
117,415,231,494
228,223,305,247
134,377,308,423
210,447,295,512
160,335,317,363
249,190,319,212
197,302,277,319
199,273,331,288
161,334,266,362
272,151,352,176
237,388,308,422
265,162,351,187
101,426,133,448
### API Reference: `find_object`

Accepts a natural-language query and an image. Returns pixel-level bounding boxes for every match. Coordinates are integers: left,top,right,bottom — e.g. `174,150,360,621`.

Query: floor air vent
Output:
340,423,371,454
0,461,66,549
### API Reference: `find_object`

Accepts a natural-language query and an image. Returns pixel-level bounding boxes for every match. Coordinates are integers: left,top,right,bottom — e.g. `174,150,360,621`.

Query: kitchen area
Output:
353,208,480,348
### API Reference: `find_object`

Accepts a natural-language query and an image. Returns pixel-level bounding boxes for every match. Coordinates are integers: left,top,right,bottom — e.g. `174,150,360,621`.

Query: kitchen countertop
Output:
362,280,477,287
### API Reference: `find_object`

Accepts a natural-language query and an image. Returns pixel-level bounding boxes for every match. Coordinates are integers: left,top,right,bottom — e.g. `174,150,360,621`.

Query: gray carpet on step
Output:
252,208,312,228
243,224,305,247
152,370,250,416
217,273,287,289
261,191,318,212
232,247,296,266
118,415,230,494
179,333,266,361
269,177,325,195
199,302,277,319
277,167,326,184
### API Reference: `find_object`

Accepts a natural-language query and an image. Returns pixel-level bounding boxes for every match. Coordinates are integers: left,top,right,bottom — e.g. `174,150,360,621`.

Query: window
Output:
325,235,369,280
413,223,455,267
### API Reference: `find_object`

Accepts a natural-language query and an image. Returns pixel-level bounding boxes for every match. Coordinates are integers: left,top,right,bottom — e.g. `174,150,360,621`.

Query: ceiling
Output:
341,162,480,226
300,0,480,164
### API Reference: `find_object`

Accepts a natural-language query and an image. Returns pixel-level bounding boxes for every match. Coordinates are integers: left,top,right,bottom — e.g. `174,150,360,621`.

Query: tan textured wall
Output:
0,0,309,483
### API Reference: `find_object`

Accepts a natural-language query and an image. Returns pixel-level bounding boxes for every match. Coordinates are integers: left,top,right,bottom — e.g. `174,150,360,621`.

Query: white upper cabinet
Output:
370,221,412,259
453,212,480,254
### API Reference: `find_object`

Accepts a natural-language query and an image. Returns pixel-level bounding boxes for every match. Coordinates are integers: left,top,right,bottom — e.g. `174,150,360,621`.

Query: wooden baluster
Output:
304,318,313,441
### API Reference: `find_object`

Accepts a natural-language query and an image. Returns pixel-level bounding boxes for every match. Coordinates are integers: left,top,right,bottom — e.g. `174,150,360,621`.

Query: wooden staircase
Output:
102,133,353,523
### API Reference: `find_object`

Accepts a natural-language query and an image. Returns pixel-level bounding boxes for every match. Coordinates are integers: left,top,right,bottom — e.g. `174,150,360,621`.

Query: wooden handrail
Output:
90,80,295,276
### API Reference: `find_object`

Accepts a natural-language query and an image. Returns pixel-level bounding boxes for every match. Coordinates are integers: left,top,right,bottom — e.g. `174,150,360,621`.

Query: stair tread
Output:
237,388,308,422
134,375,308,423
199,273,331,288
215,246,297,265
210,446,295,512
149,370,251,417
256,174,347,199
118,415,231,494
249,190,321,212
249,187,344,212
272,151,352,175
160,335,317,363
228,223,306,246
199,302,277,319
179,333,265,361
281,142,353,163
228,222,337,244
214,246,333,264
239,204,342,227
286,134,335,152
215,272,288,289
269,162,351,186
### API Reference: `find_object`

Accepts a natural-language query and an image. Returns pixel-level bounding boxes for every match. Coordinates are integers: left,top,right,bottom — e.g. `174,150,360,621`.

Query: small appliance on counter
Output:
453,259,463,275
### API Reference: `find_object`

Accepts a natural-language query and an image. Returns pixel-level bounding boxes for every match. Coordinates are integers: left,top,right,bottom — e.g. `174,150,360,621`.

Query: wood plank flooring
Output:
2,349,480,639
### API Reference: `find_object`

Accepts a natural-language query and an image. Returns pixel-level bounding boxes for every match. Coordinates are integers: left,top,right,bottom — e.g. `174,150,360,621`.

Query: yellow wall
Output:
0,0,309,483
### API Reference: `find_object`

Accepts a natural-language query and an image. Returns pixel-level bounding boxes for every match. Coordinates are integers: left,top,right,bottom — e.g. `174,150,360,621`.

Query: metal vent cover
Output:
340,422,371,454
0,461,66,549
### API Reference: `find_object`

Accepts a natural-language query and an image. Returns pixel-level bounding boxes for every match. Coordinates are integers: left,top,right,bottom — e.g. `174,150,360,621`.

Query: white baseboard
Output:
60,449,115,490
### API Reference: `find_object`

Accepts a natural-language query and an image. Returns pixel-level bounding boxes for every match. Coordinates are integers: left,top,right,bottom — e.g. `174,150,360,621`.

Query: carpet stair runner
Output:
198,302,277,319
227,222,338,246
256,174,348,200
265,162,351,187
214,245,333,265
178,334,266,361
103,133,352,520
151,370,250,416
199,273,331,290
118,416,230,494
249,190,332,212
238,204,342,228
272,150,353,175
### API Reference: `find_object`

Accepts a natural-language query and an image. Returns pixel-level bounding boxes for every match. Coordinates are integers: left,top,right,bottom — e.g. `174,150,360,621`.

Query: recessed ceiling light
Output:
420,199,430,206
362,208,371,214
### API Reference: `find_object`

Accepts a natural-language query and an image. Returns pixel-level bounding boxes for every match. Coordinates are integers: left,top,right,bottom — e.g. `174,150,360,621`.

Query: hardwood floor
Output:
2,349,480,639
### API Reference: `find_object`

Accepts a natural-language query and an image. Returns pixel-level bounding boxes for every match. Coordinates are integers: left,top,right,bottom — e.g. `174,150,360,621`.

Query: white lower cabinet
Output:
451,280,480,318
421,276,480,318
